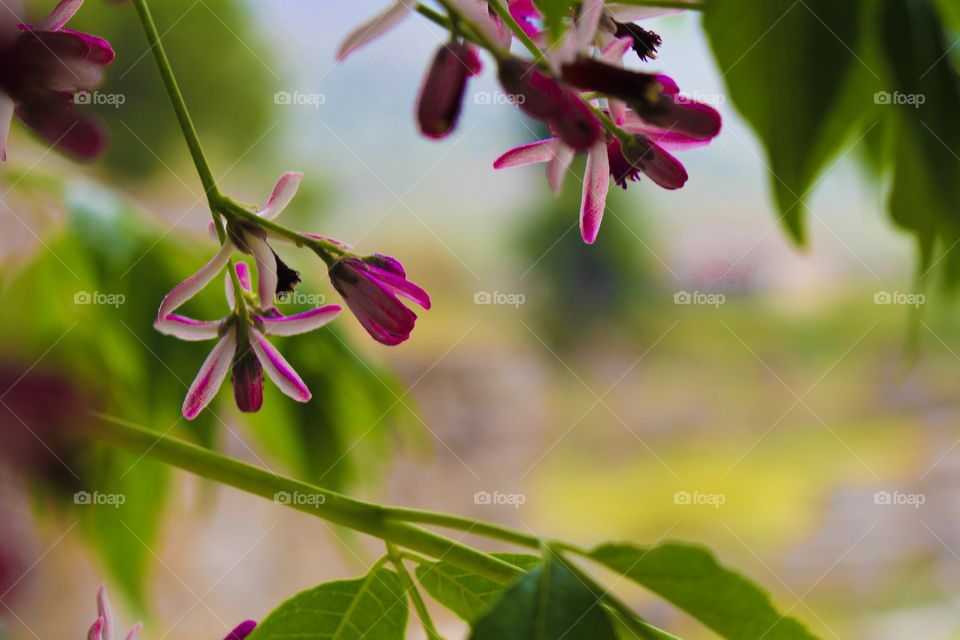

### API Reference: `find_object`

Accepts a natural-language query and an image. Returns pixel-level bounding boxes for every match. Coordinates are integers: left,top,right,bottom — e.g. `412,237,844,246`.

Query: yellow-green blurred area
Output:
3,1,960,639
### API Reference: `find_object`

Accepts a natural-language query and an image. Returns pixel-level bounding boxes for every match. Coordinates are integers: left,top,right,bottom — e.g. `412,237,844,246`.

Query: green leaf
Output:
704,0,867,243
247,567,408,640
415,553,540,623
469,553,618,640
589,542,819,640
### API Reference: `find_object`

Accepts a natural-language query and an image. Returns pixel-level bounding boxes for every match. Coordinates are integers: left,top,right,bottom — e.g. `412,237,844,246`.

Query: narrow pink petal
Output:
154,314,221,341
546,144,574,193
88,618,104,640
0,94,13,161
97,585,112,640
182,328,236,420
493,138,557,169
38,0,82,30
360,263,431,309
224,262,252,309
601,36,633,61
336,0,413,61
224,620,258,640
621,111,710,149
576,0,604,49
606,4,686,21
446,0,506,52
246,235,277,310
257,171,302,220
580,141,610,244
257,306,342,337
157,240,233,319
249,329,310,402
125,624,143,640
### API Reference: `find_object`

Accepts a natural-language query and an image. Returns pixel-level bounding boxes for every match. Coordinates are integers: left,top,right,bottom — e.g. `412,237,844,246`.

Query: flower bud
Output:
498,58,601,151
231,345,263,413
417,42,481,139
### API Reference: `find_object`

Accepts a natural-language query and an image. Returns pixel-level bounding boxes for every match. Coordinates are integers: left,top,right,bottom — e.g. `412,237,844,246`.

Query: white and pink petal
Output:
257,306,341,337
157,240,234,319
580,140,610,244
336,0,414,61
249,329,310,402
182,328,236,420
257,171,302,220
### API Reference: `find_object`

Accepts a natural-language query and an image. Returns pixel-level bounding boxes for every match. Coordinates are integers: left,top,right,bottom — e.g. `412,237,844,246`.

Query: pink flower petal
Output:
182,328,236,420
15,94,107,160
576,0,604,49
360,262,431,309
154,314,221,341
88,618,104,640
621,111,710,149
257,172,302,220
257,306,341,337
249,329,310,402
96,585,113,640
606,4,687,21
157,240,234,319
246,235,277,310
493,138,557,169
125,623,143,640
601,36,633,61
224,620,258,640
580,140,610,244
446,0,507,52
0,94,13,161
336,0,413,61
224,261,253,309
38,0,82,31
546,143,573,193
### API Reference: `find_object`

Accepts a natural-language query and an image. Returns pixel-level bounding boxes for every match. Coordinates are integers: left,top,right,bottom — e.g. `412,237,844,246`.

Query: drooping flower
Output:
329,254,431,346
497,57,601,151
156,261,341,419
0,0,114,161
88,585,257,640
495,105,701,243
416,41,482,139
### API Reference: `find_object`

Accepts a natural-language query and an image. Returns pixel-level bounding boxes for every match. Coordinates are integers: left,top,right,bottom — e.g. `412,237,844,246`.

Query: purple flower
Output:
0,0,115,161
329,254,431,346
156,261,341,419
497,58,601,151
88,585,257,640
560,57,721,141
416,41,481,139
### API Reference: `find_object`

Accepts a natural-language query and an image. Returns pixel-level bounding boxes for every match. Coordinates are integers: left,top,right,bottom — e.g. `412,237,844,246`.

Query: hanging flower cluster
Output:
153,173,431,419
336,0,721,244
88,585,256,640
0,0,114,161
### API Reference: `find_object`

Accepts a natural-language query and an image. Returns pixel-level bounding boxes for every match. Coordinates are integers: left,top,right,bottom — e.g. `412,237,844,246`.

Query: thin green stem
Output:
218,199,342,265
86,414,524,584
130,0,220,207
487,0,542,60
386,543,445,640
386,507,542,549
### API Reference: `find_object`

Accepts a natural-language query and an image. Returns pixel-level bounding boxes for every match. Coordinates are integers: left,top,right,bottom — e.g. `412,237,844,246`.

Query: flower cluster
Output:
154,173,430,419
0,0,114,161
337,0,721,244
88,585,256,640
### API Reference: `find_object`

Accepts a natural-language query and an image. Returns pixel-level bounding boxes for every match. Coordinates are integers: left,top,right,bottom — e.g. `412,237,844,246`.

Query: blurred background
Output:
1,1,958,638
